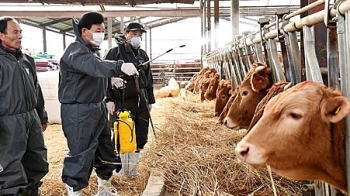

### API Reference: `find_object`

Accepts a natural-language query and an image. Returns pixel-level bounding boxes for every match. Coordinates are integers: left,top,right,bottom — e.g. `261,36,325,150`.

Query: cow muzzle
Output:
223,117,239,129
235,141,267,167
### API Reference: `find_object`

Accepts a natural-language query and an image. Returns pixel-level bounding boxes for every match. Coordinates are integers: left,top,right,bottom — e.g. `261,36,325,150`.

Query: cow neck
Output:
325,121,347,193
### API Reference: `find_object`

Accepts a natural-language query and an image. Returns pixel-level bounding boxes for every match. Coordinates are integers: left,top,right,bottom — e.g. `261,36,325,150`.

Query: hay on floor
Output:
141,92,303,196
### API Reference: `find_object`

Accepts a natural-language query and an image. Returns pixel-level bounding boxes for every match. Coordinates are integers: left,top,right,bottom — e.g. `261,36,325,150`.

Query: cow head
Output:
184,73,199,91
235,81,350,193
194,68,216,94
247,81,292,131
223,62,272,129
199,69,217,102
214,79,232,116
217,86,238,124
204,73,220,101
185,67,210,92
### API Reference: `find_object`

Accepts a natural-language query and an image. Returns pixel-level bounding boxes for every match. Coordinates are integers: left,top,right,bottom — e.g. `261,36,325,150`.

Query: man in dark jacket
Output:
105,22,155,177
59,12,138,196
0,16,49,196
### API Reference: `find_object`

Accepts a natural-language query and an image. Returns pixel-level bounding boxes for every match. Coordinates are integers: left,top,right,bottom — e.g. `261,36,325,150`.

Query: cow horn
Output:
283,82,293,91
255,66,265,73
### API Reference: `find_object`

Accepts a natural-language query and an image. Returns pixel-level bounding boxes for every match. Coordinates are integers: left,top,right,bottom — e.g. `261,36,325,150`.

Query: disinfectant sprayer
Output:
114,85,137,154
114,110,137,154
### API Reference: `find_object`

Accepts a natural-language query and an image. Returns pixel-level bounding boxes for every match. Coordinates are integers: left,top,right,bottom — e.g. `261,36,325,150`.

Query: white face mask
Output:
130,36,141,49
89,31,104,46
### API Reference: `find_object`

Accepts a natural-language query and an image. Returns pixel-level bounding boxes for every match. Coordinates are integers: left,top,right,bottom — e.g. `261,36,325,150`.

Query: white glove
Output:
111,77,125,89
106,101,115,115
148,104,152,113
121,62,139,76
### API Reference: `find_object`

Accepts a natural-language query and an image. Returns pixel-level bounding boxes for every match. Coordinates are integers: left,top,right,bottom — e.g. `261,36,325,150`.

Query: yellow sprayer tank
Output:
114,110,137,154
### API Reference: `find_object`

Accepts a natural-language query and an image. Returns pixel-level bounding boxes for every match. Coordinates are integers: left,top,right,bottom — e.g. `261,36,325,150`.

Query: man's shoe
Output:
115,153,129,177
94,177,119,196
66,184,83,196
129,152,140,177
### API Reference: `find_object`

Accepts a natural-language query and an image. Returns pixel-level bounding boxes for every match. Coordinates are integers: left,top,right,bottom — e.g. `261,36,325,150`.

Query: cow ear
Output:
250,66,271,92
323,96,350,123
228,85,232,94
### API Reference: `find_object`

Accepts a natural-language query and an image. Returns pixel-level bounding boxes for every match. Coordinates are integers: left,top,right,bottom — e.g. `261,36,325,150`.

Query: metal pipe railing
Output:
204,1,350,61
285,0,325,20
338,11,350,194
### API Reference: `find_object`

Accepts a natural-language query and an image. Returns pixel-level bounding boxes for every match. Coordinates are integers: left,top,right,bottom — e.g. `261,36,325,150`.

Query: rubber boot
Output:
94,177,119,196
66,184,83,196
129,152,140,177
115,153,129,177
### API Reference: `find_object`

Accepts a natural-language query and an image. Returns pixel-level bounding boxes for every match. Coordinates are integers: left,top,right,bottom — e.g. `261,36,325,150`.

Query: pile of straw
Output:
141,93,303,195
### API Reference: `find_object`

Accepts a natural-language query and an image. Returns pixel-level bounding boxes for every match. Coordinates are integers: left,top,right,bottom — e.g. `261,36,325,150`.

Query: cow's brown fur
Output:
195,68,217,95
198,68,217,102
217,87,238,124
235,81,350,193
184,67,210,92
214,79,232,116
247,81,291,131
204,73,220,101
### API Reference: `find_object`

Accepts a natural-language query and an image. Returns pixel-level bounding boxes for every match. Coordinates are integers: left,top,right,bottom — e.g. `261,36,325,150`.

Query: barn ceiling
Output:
17,16,187,37
12,4,298,38
0,0,300,38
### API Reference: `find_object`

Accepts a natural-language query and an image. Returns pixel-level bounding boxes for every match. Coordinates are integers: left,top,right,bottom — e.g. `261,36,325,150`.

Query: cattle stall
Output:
202,0,350,196
151,62,201,89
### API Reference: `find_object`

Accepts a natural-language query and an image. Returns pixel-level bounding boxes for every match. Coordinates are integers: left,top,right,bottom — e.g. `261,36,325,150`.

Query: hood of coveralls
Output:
72,17,85,44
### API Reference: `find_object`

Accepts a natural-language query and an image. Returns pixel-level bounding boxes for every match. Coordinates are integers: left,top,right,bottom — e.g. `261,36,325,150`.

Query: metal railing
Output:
202,0,350,195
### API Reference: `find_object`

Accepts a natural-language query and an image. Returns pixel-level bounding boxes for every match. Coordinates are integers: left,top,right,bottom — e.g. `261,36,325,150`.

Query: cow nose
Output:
223,119,227,125
235,144,250,159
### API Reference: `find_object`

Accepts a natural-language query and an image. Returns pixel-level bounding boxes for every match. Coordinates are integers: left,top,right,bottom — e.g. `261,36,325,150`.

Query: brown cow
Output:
197,68,217,102
223,62,273,129
247,81,292,131
204,73,220,101
235,81,350,193
196,68,217,91
217,88,238,124
214,79,232,116
184,67,210,92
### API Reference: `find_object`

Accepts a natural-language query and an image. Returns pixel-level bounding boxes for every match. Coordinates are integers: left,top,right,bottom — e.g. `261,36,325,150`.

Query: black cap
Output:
125,22,146,33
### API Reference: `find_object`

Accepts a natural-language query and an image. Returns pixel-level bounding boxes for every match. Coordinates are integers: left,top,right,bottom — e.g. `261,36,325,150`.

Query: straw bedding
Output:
40,90,302,195
141,92,303,196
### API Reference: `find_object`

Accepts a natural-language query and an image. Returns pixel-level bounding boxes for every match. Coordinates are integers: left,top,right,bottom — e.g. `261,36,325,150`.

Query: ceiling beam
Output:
20,19,75,37
42,18,70,26
0,9,201,18
146,17,187,28
1,6,299,18
99,4,105,11
62,16,145,34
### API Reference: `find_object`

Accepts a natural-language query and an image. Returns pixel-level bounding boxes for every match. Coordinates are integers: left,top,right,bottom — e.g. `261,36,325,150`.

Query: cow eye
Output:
242,90,249,96
289,112,302,119
221,95,226,99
